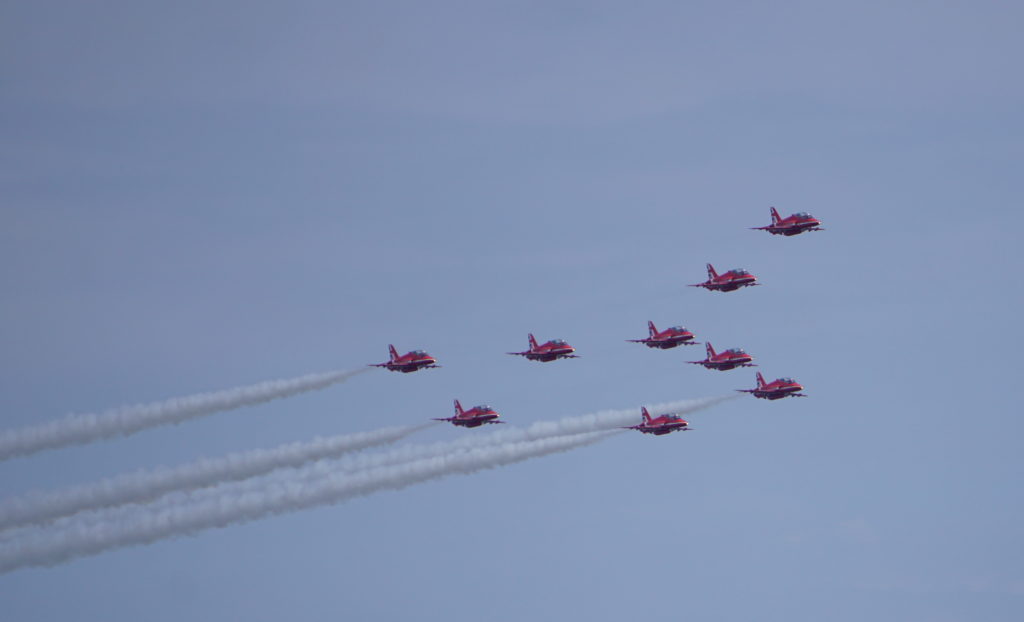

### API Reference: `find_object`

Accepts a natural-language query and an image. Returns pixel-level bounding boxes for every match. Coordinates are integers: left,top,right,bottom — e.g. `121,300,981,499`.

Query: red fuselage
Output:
624,408,691,436
434,401,503,427
450,406,501,427
629,325,697,349
754,210,823,236
525,346,575,361
636,416,690,435
691,265,758,292
740,376,805,400
509,336,578,362
698,271,757,291
689,346,754,371
370,347,438,373
386,355,436,373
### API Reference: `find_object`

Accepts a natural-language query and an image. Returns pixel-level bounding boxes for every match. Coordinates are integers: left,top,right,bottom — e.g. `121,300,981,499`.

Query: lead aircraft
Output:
433,400,503,427
622,407,691,436
690,263,758,292
368,345,439,373
688,342,755,371
751,207,824,236
627,321,698,349
738,372,806,400
507,334,578,362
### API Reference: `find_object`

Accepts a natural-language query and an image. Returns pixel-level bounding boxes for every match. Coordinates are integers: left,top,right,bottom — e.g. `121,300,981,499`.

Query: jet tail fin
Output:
528,333,539,350
388,344,399,362
454,399,464,415
706,342,716,358
647,321,657,337
706,263,718,280
770,207,781,224
641,407,652,423
756,371,767,388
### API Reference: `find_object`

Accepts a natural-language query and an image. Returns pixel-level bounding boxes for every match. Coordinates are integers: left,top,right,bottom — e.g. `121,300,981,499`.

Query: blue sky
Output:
2,1,1022,620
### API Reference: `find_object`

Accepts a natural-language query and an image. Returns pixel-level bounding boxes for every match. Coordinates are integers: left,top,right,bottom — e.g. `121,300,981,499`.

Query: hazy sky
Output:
2,2,1022,620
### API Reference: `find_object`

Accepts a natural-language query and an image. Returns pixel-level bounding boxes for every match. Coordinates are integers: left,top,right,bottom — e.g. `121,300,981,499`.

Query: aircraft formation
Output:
0,209,827,573
369,207,821,435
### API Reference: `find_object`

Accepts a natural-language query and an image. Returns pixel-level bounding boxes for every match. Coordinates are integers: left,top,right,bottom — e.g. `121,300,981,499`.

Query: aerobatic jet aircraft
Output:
507,334,578,362
433,399,503,427
627,321,698,349
690,263,758,292
751,207,824,236
622,407,691,436
738,372,806,400
688,342,755,371
368,345,439,373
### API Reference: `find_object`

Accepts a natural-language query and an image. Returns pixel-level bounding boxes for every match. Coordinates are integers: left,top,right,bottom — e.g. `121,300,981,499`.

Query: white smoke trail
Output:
6,395,731,535
0,396,735,570
0,431,617,573
0,368,369,462
0,422,433,531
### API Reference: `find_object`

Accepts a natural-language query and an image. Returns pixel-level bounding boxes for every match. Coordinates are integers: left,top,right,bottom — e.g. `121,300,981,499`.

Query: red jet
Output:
433,399,503,427
737,372,806,400
622,407,691,436
688,342,755,371
507,334,578,362
627,321,698,349
690,263,758,292
751,207,824,236
368,345,439,373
